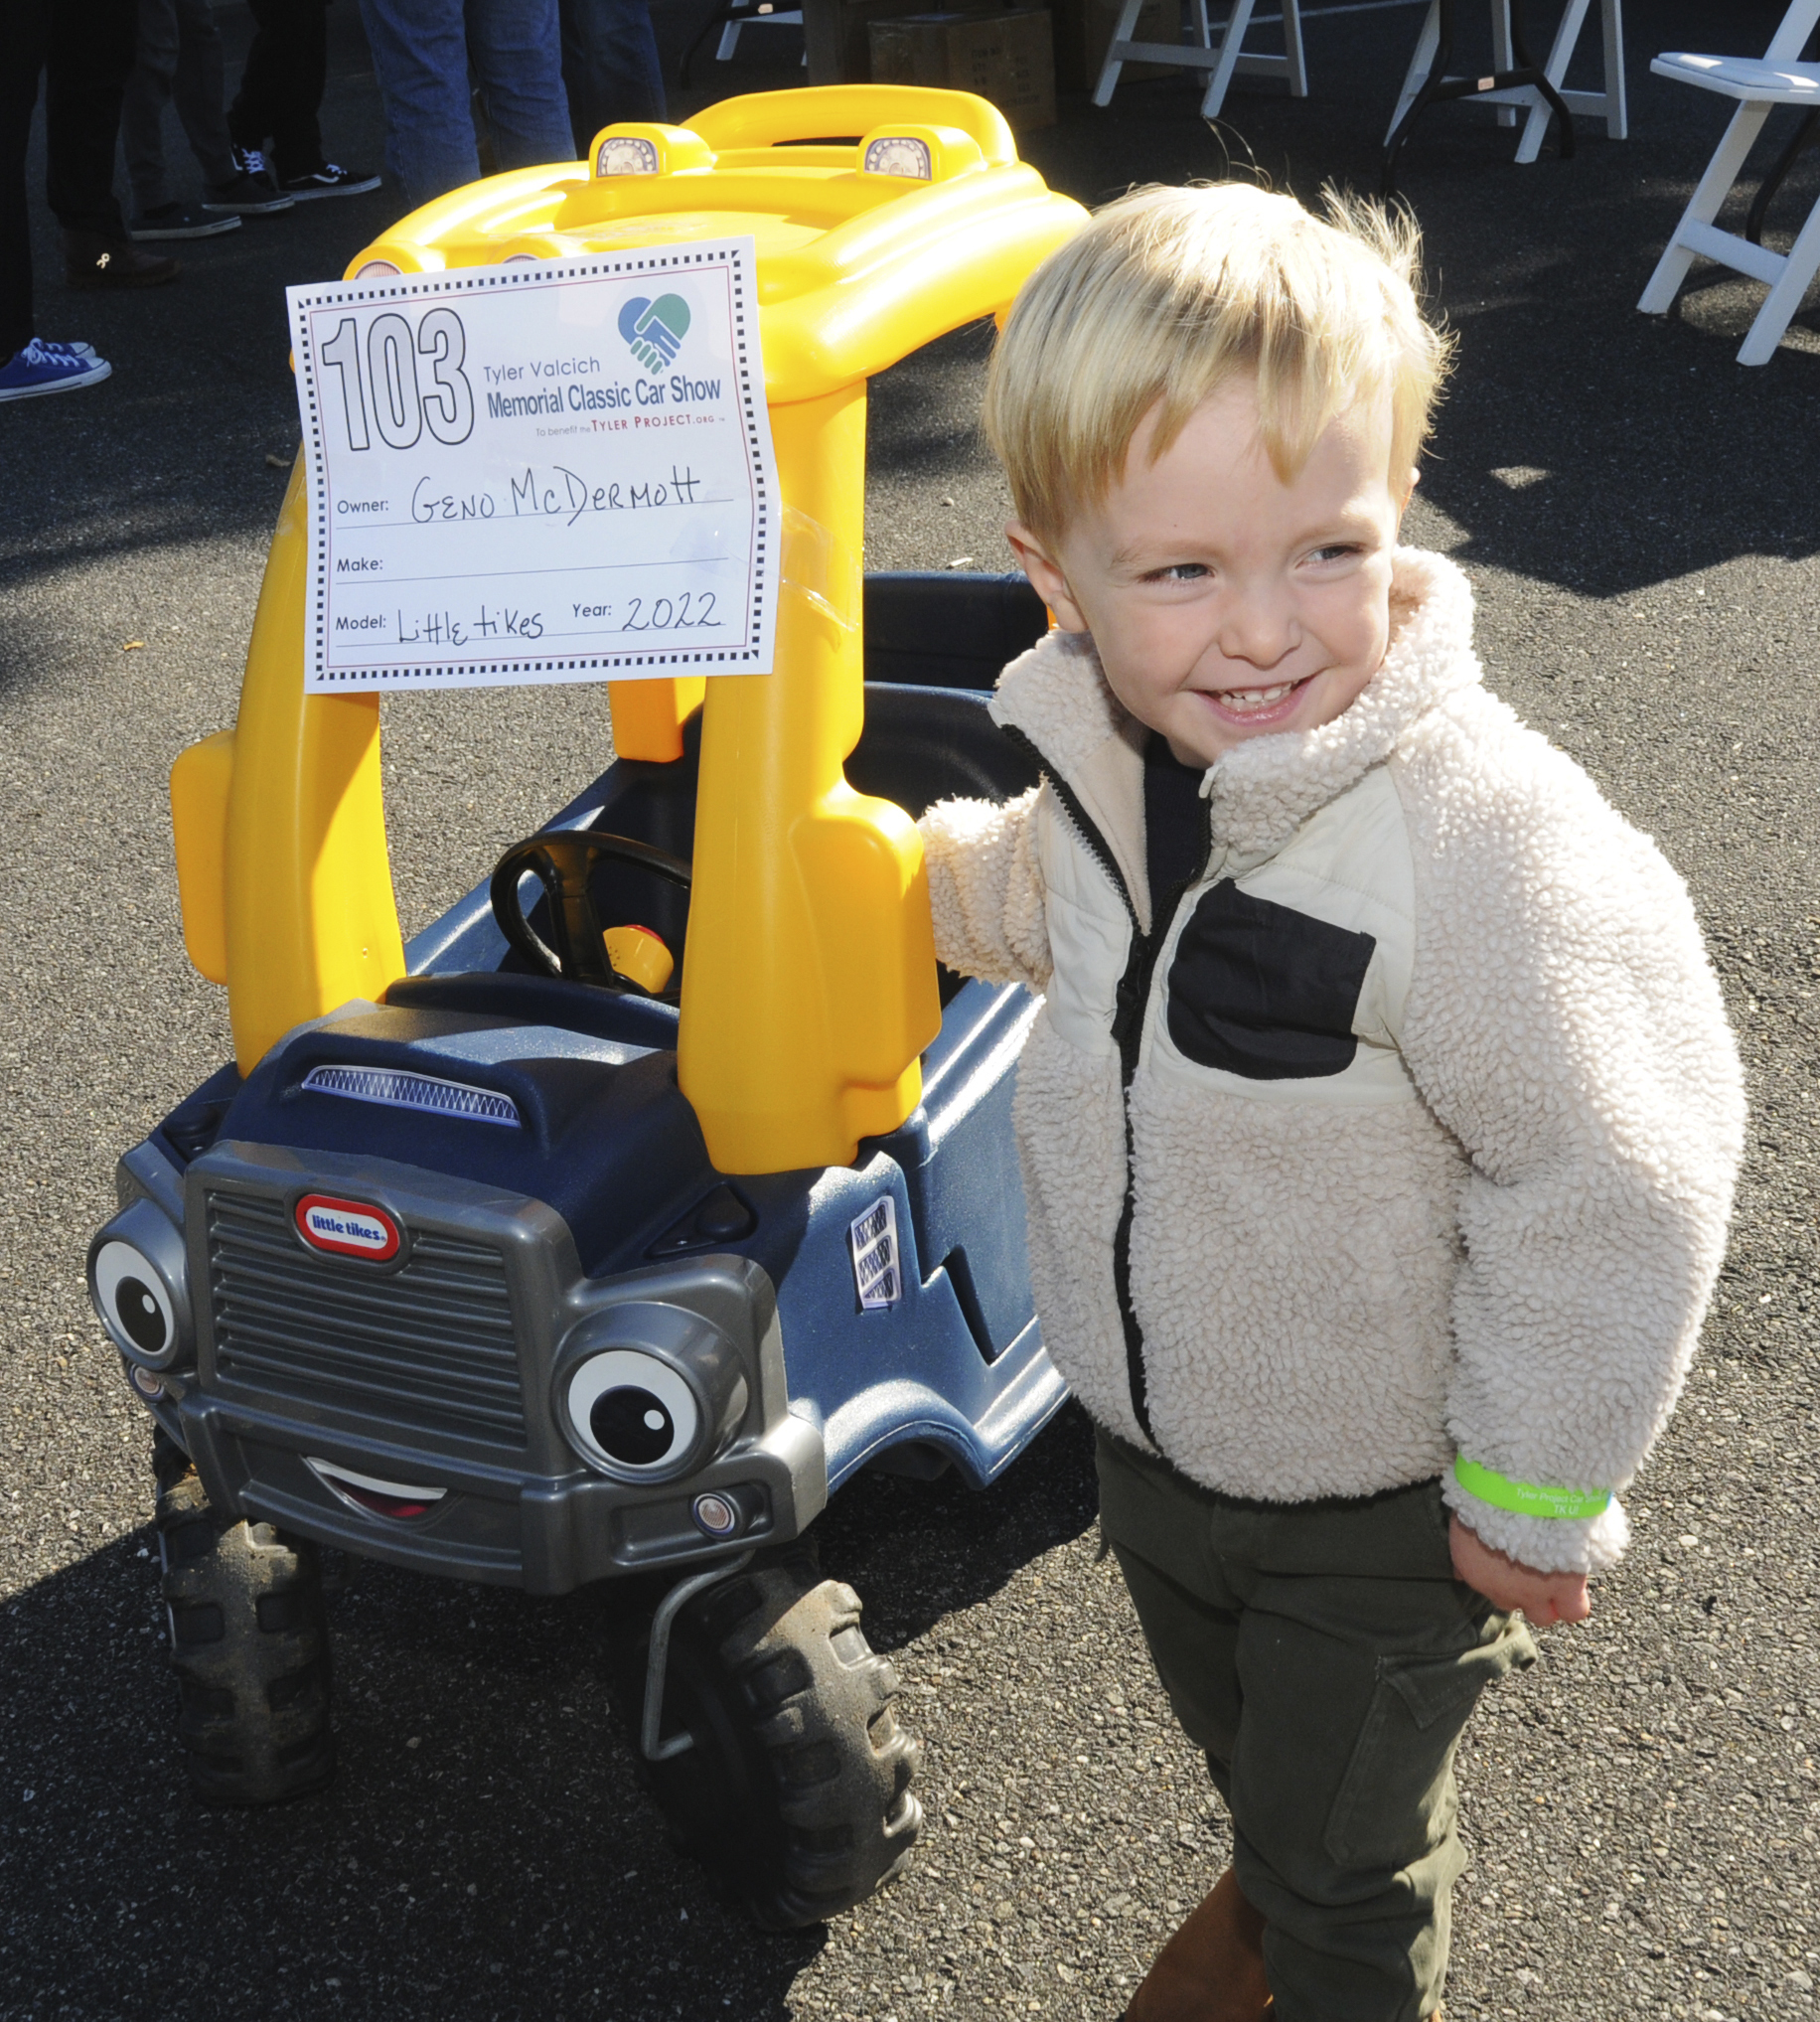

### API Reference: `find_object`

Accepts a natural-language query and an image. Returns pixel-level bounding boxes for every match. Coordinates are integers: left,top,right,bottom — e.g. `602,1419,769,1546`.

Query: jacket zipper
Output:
997,722,1215,1447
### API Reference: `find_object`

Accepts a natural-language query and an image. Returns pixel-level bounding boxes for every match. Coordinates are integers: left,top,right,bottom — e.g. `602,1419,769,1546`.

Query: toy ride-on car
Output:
89,85,1087,1928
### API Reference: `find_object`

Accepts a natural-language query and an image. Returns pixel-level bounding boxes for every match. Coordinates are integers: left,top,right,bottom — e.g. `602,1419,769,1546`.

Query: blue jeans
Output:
356,0,574,212
558,0,665,157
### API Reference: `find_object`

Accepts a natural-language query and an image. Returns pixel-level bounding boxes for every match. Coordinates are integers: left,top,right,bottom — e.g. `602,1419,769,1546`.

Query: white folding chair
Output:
1385,0,1625,164
717,3,805,62
1094,0,1306,123
1637,0,1820,367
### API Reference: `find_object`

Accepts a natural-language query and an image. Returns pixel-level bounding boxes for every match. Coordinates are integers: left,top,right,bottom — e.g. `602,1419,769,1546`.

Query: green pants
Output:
1096,1433,1537,2022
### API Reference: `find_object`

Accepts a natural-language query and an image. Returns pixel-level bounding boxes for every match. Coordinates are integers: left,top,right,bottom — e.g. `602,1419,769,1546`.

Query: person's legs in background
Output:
45,0,137,242
120,0,251,236
0,0,49,362
355,0,480,209
120,0,184,217
557,0,665,157
228,0,329,181
465,0,574,173
228,0,378,196
0,0,118,393
45,0,181,288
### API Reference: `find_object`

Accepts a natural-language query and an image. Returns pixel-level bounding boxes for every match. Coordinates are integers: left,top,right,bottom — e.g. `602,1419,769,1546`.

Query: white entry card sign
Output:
286,238,778,693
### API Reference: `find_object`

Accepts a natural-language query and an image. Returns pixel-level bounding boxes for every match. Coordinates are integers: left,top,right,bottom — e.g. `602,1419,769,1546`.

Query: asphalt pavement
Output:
4,3,1820,2019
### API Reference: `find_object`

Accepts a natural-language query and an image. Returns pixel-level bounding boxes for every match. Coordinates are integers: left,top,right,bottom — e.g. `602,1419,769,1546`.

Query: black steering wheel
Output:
489,828,691,991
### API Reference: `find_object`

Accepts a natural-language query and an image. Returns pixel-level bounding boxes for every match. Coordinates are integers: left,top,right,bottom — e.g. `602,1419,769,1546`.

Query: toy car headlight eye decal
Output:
555,1301,749,1481
356,258,401,279
861,135,932,182
94,1242,173,1358
597,135,660,177
89,1198,192,1371
566,1349,699,1474
89,1196,192,1369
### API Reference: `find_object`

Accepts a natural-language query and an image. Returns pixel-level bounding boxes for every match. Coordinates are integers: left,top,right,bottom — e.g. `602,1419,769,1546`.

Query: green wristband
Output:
1452,1458,1611,1522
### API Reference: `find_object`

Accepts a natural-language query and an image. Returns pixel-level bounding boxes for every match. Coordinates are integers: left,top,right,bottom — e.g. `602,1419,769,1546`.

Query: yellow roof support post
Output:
680,380,938,1172
222,460,407,1071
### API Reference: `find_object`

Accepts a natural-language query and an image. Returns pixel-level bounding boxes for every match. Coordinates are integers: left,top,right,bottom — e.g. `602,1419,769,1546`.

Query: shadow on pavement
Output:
0,1403,1096,2020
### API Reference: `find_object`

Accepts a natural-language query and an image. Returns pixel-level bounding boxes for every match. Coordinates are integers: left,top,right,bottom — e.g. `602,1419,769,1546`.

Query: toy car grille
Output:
206,1190,525,1445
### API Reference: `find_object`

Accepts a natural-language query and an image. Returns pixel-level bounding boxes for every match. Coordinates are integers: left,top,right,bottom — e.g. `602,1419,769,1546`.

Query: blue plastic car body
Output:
94,573,1063,1597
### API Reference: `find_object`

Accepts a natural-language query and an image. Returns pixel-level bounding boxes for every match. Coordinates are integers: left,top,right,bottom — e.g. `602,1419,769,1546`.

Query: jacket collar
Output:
988,546,1483,889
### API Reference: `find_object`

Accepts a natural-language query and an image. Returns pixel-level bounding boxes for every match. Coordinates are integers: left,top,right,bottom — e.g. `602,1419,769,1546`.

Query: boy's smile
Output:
1008,378,1412,769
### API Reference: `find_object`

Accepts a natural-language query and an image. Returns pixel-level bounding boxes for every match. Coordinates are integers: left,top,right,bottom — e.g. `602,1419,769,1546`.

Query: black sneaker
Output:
202,147,294,215
64,231,181,289
129,202,242,240
278,163,381,200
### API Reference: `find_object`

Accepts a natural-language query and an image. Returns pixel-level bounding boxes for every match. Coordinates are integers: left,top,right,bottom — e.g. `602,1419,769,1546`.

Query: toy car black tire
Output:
644,1551,922,1929
153,1430,337,1806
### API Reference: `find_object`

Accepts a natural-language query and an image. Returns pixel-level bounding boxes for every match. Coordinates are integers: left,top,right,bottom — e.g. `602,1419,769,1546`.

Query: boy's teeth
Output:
1219,682,1294,710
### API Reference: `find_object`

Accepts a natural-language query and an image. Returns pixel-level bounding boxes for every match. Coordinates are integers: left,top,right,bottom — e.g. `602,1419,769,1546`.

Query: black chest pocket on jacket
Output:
1164,882,1377,1080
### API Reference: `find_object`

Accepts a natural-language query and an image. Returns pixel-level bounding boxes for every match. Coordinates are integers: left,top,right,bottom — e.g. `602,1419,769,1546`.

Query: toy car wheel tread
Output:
644,1551,922,1929
154,1433,336,1806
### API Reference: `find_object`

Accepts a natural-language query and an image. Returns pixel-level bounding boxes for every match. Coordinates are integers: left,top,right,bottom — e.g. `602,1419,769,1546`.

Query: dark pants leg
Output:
557,0,665,156
0,0,48,356
122,0,236,213
227,0,328,182
44,0,137,237
1096,1433,1537,2022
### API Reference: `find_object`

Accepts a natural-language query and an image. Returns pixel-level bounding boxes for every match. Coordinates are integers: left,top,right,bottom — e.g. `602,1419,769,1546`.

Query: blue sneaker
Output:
0,337,112,401
39,339,98,360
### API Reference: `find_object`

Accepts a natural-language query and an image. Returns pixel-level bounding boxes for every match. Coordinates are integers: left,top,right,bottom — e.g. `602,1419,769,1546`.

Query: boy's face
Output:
1007,379,1412,768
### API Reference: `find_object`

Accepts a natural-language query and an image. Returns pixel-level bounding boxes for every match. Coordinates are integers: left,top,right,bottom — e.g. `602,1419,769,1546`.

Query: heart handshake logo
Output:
618,293,690,374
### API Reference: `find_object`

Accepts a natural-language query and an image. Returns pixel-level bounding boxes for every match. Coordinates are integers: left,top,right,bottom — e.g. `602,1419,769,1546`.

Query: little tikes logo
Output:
295,1193,401,1262
618,292,689,373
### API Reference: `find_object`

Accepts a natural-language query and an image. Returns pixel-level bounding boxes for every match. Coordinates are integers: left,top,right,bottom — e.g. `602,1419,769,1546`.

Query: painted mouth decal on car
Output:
305,1457,448,1521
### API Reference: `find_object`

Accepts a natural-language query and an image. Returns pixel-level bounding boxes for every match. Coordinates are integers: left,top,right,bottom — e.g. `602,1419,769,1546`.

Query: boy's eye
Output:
1146,562,1208,582
1307,544,1363,565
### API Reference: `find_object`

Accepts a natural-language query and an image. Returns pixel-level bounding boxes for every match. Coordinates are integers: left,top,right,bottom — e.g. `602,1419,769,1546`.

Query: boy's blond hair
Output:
983,181,1451,544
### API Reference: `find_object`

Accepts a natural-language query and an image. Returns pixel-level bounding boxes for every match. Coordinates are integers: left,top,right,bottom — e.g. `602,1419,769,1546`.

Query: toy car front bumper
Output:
165,1381,824,1591
107,1136,827,1592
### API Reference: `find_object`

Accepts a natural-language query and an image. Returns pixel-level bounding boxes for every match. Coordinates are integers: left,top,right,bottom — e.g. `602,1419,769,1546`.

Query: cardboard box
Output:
804,0,1000,83
868,8,1057,130
1048,0,1177,92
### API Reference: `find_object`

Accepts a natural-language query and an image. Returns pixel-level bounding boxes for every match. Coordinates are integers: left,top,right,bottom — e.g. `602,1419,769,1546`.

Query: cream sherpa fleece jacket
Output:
918,548,1744,1576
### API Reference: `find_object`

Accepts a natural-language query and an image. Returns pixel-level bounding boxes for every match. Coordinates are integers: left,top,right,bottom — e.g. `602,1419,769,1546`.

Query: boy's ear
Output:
1005,522,1089,633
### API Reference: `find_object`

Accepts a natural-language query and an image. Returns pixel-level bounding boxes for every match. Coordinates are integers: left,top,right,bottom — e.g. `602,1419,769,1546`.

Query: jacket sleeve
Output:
917,786,1051,994
1397,707,1745,1576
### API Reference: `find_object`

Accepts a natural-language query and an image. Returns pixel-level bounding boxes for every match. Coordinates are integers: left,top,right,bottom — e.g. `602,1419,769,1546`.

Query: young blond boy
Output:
918,184,1744,2021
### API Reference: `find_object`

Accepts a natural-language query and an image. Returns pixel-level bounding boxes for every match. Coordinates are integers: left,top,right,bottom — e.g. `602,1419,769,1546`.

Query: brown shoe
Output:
64,232,180,290
1127,1866,1273,2022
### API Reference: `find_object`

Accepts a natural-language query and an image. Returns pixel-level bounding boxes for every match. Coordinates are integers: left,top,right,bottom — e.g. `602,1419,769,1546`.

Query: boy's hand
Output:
1448,1514,1592,1626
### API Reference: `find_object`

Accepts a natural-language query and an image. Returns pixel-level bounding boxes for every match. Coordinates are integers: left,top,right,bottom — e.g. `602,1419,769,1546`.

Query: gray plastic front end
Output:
151,1140,825,1593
